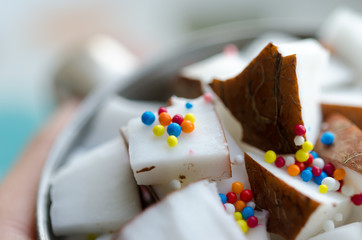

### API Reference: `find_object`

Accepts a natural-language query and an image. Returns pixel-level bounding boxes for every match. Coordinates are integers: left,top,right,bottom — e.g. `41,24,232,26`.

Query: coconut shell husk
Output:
314,113,362,174
210,43,304,154
244,153,320,240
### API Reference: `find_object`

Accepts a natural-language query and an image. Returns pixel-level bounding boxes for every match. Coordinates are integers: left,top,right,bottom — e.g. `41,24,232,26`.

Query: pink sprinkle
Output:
158,107,167,115
275,156,285,168
323,163,335,177
189,150,194,155
312,166,321,177
351,193,362,205
203,93,213,103
223,44,238,57
172,114,184,125
294,124,306,136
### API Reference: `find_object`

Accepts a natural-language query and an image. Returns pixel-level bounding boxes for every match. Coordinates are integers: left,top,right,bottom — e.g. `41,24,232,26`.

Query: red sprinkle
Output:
172,114,184,125
247,216,258,228
295,162,305,172
312,166,321,177
294,124,306,136
304,153,313,166
351,193,362,205
226,192,237,204
158,107,167,115
275,156,285,168
240,189,253,202
323,163,336,177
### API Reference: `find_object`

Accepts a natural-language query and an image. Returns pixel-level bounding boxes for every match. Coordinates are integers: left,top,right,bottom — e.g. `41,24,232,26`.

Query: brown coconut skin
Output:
210,43,304,154
314,113,362,174
321,103,362,130
245,153,320,240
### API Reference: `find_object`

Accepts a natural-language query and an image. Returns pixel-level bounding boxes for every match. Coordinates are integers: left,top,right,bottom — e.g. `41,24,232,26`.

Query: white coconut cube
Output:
117,181,246,240
50,137,142,236
318,8,362,75
128,96,231,185
309,222,362,240
83,96,160,148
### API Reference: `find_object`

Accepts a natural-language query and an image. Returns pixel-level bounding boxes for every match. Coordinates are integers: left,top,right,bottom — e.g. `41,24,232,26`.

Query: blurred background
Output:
1,0,362,180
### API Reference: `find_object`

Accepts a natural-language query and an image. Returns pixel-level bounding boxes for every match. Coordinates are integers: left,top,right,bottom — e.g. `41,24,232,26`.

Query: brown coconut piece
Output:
244,153,320,240
314,113,362,174
321,104,362,130
210,43,304,154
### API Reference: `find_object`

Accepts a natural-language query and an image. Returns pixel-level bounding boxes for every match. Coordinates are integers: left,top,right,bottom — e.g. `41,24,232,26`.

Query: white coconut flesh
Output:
83,96,161,148
128,96,231,186
50,137,142,236
309,222,362,240
246,151,352,240
117,180,247,240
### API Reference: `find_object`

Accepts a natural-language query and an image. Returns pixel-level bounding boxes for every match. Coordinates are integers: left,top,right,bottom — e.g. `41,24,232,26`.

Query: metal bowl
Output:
37,18,319,239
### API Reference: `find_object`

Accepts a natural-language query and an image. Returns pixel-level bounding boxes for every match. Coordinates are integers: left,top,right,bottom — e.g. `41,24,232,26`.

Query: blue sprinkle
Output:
185,102,193,109
321,132,335,146
219,193,227,204
310,151,319,159
242,207,254,220
167,123,181,137
141,111,155,125
305,167,313,172
301,169,313,182
314,171,328,185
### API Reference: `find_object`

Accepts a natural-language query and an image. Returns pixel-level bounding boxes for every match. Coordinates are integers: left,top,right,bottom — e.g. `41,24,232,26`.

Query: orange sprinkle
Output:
159,112,171,126
234,200,246,211
333,168,346,180
232,181,244,194
181,120,194,133
288,164,300,176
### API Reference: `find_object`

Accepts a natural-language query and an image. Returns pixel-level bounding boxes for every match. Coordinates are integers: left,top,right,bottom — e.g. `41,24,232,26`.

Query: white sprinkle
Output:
341,184,354,197
321,177,337,191
334,180,341,191
334,213,343,222
285,156,295,167
294,136,305,146
312,158,325,169
169,179,181,190
233,155,244,165
224,203,235,214
323,220,335,232
246,201,256,209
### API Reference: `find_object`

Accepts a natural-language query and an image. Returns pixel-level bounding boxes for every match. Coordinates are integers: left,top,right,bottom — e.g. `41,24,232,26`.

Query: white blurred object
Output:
318,8,362,76
309,222,362,240
55,35,138,102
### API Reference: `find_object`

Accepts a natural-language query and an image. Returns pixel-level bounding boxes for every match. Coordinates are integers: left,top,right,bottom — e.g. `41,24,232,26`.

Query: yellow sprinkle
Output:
302,141,313,152
153,125,165,136
184,113,195,123
236,219,248,233
167,136,178,147
234,212,242,221
295,149,309,162
319,184,328,194
264,150,277,163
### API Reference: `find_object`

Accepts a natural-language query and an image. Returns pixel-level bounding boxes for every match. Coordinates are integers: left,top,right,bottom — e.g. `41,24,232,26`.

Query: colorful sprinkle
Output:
322,177,338,191
203,93,213,102
167,123,182,137
321,132,335,145
158,107,167,115
312,158,325,169
242,206,254,220
295,149,309,162
351,193,362,205
295,161,305,172
304,153,313,165
185,102,193,109
314,171,328,185
141,111,155,125
275,156,285,168
172,114,184,125
167,136,178,147
310,151,319,159
341,184,354,197
333,168,346,180
226,192,237,204
159,112,172,126
152,125,165,136
288,164,300,176
184,113,195,123
247,216,258,228
234,212,242,221
301,169,313,182
264,150,277,164
234,200,246,211
240,189,253,202
294,136,305,146
219,193,227,204
302,141,313,152
237,219,248,233
246,201,256,209
312,166,322,177
181,120,194,133
232,181,244,194
294,124,306,136
323,163,335,177
224,203,235,214
319,184,328,194
285,156,295,167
